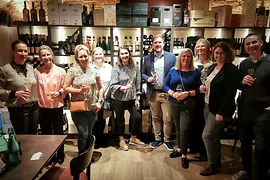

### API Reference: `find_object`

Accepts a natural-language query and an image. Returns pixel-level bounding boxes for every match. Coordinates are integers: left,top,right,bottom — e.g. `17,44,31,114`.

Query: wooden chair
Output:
40,135,95,180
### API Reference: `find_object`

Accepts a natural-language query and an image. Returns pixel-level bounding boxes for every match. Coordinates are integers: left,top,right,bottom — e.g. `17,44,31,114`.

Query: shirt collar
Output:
93,63,105,69
154,50,164,58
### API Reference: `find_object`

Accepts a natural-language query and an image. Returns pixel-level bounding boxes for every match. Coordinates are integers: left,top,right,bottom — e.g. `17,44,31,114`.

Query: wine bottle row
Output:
22,0,46,24
19,33,48,55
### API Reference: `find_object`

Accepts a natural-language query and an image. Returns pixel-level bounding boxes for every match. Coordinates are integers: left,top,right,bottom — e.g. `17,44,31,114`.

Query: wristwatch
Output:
188,91,191,96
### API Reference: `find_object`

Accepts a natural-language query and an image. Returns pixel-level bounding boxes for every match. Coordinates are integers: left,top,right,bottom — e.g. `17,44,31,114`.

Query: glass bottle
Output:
135,37,140,55
92,36,96,49
81,5,89,26
22,1,30,22
107,36,111,55
89,4,94,26
114,36,119,55
30,1,38,24
255,0,266,27
39,0,46,24
183,4,190,27
101,36,107,55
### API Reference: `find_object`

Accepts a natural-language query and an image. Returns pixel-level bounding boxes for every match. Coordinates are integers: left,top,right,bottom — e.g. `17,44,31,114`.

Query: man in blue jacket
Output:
142,35,176,152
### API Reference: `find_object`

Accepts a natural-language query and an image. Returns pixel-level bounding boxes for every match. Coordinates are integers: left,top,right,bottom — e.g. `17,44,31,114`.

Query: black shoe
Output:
169,150,182,158
200,165,218,176
181,157,189,169
195,156,207,161
57,158,64,165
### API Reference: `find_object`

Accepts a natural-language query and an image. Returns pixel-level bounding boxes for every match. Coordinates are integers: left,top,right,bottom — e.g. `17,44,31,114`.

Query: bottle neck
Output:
260,0,265,7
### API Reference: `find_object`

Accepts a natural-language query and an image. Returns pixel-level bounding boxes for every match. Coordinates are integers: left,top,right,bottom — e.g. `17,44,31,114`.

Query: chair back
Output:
70,135,95,180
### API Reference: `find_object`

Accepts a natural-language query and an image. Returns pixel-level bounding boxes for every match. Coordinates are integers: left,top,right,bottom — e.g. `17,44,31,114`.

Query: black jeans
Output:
112,99,141,136
171,102,192,154
8,102,39,134
39,107,65,159
92,107,106,144
71,111,96,154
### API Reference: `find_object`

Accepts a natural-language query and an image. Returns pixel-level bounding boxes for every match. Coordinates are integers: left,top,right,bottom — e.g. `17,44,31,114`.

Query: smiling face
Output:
152,37,164,53
39,49,53,66
93,49,104,63
119,48,130,66
196,42,208,57
180,51,192,69
214,47,226,64
244,35,263,56
13,43,28,64
77,50,89,69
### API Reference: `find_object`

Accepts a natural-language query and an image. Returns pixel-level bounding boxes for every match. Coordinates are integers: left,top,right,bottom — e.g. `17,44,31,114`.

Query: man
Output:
232,34,270,180
142,35,176,152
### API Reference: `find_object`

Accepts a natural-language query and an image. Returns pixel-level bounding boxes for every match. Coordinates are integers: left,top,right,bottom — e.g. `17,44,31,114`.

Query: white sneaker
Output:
119,140,128,151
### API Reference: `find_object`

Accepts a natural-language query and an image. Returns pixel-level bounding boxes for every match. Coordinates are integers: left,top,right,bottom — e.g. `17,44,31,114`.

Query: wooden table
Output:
1,135,67,180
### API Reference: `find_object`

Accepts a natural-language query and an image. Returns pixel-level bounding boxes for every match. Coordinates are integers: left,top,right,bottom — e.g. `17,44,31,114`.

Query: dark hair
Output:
212,42,234,63
117,46,135,69
244,33,262,43
11,40,27,51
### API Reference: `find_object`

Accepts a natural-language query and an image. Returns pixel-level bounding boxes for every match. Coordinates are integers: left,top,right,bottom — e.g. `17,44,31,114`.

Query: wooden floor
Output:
39,139,243,180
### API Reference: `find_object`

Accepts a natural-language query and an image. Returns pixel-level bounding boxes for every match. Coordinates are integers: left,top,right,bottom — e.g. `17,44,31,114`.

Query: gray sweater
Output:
110,65,141,101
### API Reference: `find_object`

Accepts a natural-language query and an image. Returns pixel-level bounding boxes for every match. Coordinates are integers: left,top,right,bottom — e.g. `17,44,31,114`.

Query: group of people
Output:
0,33,269,179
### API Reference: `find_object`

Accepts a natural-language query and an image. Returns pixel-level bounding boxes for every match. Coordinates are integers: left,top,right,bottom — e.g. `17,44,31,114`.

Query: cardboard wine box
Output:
161,6,173,27
116,15,132,26
93,9,104,26
59,4,71,25
132,16,147,26
212,5,232,27
104,4,116,26
132,3,148,15
150,7,161,26
47,3,59,25
116,3,132,15
70,4,82,25
173,4,183,27
190,10,215,27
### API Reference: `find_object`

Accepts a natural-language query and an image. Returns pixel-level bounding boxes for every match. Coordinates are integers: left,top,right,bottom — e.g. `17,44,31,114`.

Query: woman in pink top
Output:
34,45,66,164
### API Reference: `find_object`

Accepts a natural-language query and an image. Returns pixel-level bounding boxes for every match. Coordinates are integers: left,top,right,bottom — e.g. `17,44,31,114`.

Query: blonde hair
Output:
194,38,211,60
38,45,54,57
91,47,104,62
74,45,90,63
175,48,195,71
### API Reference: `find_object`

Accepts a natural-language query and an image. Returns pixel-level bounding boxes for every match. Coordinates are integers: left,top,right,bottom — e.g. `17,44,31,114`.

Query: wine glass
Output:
200,75,207,85
176,84,184,92
24,82,32,91
248,69,255,77
151,69,156,78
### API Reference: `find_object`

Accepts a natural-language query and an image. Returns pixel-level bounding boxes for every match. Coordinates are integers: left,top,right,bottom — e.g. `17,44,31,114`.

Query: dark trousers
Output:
112,99,141,136
92,107,106,145
238,103,270,178
254,110,270,180
8,102,39,134
171,102,192,154
39,107,65,159
71,111,96,154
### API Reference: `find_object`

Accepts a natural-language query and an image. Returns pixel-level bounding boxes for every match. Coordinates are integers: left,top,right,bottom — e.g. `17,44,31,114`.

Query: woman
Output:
110,46,144,151
34,45,66,163
163,48,201,169
63,45,104,154
199,42,239,176
92,47,112,148
190,38,213,158
0,40,38,134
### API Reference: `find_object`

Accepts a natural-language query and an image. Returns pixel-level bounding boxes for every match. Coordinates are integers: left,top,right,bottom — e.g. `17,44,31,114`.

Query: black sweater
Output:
207,62,239,117
239,54,270,108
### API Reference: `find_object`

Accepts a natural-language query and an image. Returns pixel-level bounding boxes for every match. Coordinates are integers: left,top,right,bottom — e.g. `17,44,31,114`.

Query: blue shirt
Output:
153,51,164,89
163,67,201,103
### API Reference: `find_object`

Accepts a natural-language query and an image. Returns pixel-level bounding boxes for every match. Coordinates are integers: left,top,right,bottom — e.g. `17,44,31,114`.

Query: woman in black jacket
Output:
199,42,239,176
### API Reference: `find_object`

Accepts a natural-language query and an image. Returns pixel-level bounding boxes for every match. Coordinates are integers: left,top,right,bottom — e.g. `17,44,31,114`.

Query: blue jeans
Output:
71,110,96,154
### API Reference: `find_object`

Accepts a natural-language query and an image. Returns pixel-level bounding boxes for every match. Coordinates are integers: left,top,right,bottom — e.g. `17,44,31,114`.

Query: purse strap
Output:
178,70,186,91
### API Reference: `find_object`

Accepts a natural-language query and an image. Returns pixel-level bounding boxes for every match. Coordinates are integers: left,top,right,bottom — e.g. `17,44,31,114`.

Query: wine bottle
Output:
114,36,119,55
235,38,241,56
101,36,107,55
85,36,91,52
183,4,190,27
128,36,133,54
22,1,30,22
107,36,111,55
30,1,38,24
135,37,140,55
39,0,46,24
124,36,128,46
255,0,266,27
89,4,94,26
8,127,21,166
92,36,96,49
96,36,101,47
82,6,89,26
34,34,39,54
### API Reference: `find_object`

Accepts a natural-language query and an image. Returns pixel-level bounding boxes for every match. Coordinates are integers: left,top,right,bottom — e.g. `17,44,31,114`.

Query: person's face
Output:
93,49,104,63
13,43,28,64
152,37,164,53
39,49,53,66
214,47,226,63
119,49,130,65
244,35,263,56
180,51,192,68
77,50,89,69
196,42,208,57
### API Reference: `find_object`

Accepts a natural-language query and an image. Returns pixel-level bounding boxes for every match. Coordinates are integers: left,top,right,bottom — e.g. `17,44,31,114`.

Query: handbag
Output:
178,70,196,114
70,101,87,112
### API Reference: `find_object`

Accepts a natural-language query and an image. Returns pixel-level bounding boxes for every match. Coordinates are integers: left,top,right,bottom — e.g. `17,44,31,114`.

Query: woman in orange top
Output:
34,45,66,164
